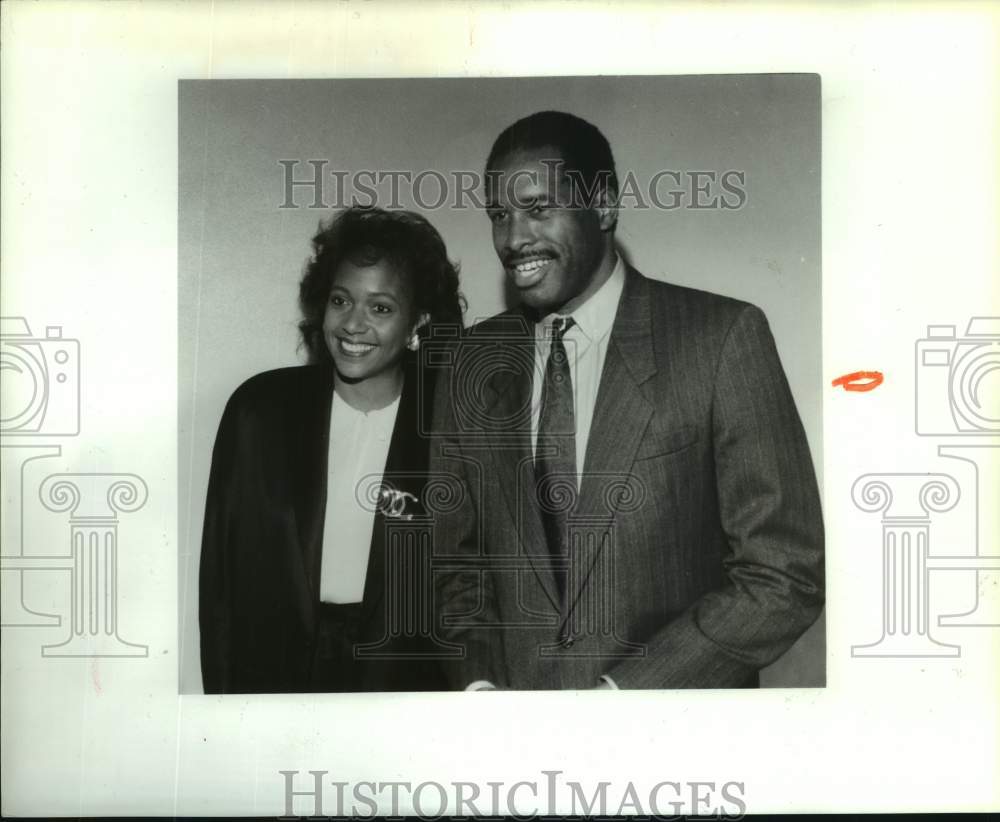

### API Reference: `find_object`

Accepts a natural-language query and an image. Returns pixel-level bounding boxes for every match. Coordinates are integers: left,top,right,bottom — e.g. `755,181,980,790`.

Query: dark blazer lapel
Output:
566,267,656,619
293,365,336,608
359,361,430,627
476,311,559,607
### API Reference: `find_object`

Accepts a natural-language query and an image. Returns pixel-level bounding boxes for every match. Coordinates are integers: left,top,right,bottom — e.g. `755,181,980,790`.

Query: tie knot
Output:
551,316,575,340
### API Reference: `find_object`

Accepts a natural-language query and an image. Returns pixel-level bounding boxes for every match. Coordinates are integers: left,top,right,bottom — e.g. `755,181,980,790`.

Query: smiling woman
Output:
322,259,425,409
198,206,464,693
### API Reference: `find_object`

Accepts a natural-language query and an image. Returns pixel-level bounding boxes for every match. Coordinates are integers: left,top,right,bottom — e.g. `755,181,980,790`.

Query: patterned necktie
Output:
535,316,577,600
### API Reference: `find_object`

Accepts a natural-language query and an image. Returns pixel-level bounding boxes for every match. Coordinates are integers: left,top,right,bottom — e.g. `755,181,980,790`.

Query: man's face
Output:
486,147,612,315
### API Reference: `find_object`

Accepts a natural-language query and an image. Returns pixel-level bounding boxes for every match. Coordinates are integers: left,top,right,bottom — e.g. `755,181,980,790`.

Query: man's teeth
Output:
513,258,550,274
340,340,376,354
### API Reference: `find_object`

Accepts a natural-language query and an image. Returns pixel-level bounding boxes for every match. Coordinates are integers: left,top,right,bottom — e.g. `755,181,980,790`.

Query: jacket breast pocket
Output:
634,422,699,461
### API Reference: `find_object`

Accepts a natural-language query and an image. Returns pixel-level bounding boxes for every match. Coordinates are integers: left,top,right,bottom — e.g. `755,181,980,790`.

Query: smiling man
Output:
431,110,825,690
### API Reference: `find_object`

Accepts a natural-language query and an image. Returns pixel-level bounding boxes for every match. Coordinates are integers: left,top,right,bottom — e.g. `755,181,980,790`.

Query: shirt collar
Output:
538,254,626,343
331,390,401,422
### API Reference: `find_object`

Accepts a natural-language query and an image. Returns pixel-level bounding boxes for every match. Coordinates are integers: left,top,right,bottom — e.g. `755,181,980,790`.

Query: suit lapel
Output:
565,267,656,620
358,362,430,627
296,358,434,634
476,311,560,608
293,365,335,608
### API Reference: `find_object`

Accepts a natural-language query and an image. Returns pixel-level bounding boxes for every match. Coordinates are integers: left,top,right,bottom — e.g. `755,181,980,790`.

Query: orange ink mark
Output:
832,370,884,392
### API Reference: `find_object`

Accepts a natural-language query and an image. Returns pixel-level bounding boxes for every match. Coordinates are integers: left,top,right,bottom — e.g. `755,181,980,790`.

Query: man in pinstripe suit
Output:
431,110,824,690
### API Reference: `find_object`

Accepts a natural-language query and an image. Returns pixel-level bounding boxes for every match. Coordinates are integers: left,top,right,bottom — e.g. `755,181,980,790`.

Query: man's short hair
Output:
485,110,619,208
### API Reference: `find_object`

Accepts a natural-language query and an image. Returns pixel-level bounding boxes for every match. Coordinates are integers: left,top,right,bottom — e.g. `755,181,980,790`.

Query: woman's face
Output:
323,258,422,384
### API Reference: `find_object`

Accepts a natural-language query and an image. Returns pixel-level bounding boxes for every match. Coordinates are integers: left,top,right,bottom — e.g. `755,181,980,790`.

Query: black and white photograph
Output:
179,75,825,694
3,2,998,817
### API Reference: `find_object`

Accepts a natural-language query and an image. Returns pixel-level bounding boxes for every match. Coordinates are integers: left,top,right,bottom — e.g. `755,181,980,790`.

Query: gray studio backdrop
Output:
178,75,823,693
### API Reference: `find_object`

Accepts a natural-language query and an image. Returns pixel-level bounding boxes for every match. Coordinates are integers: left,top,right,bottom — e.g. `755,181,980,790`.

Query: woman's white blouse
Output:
319,392,401,604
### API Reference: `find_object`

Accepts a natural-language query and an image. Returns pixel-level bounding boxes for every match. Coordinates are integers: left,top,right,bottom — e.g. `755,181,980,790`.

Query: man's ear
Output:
596,192,619,232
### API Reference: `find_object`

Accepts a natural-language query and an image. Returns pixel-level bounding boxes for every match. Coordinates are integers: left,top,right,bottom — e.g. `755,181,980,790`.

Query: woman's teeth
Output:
339,339,376,355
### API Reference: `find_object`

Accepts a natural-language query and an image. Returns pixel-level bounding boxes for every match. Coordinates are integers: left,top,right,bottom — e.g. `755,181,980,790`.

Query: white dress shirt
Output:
319,392,400,604
530,255,626,482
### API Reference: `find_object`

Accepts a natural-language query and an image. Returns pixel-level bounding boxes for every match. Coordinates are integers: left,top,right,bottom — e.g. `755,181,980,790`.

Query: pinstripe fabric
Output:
431,267,825,690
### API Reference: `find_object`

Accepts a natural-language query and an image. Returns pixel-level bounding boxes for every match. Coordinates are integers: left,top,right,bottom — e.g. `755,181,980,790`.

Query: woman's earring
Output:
407,333,420,351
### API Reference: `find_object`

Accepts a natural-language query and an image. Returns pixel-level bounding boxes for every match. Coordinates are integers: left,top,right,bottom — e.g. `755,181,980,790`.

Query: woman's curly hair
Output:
298,206,464,365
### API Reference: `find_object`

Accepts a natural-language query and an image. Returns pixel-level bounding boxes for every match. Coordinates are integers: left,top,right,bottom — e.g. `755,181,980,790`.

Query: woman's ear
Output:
406,312,431,352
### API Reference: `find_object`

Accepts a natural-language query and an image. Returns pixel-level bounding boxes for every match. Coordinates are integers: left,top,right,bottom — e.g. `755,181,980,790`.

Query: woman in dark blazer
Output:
199,206,463,693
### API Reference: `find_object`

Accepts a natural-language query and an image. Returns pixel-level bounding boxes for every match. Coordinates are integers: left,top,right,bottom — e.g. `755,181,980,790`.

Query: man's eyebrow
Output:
507,194,554,209
483,193,558,211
